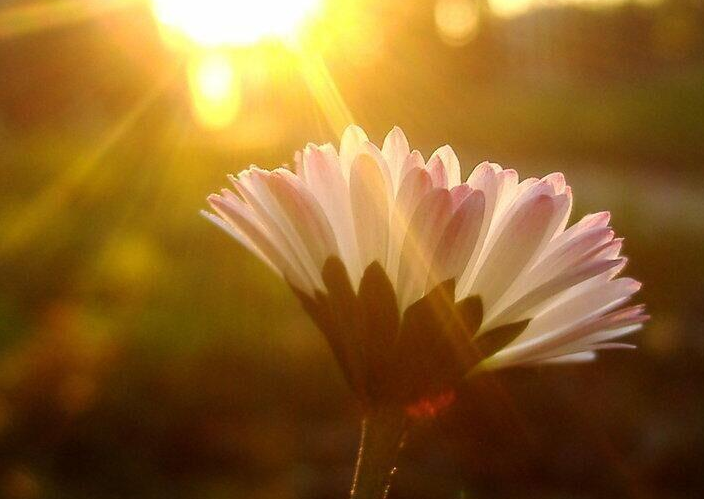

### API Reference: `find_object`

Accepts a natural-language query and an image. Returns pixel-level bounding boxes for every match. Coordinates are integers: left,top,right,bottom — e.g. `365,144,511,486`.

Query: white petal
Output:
495,277,641,360
425,154,448,188
469,194,558,312
458,165,521,296
266,170,340,270
499,341,634,368
396,189,454,309
449,184,472,208
492,226,615,315
515,177,539,197
300,144,361,282
361,141,394,199
427,189,485,290
575,324,643,348
535,351,597,365
553,186,573,235
386,166,433,283
545,255,628,309
234,169,323,289
526,343,635,365
557,305,648,348
484,256,627,329
492,169,519,219
350,153,391,274
531,226,615,284
201,209,278,276
428,145,461,188
469,181,572,317
205,195,312,292
465,162,501,221
398,150,425,185
456,163,502,294
382,126,410,192
542,172,567,194
339,125,369,181
548,211,610,252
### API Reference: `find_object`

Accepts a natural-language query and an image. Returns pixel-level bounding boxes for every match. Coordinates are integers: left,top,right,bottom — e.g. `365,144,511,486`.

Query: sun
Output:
151,0,324,48
149,0,336,130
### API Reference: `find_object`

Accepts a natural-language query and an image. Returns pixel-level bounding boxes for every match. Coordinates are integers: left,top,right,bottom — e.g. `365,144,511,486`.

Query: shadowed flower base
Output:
291,257,529,411
291,257,530,498
351,392,458,499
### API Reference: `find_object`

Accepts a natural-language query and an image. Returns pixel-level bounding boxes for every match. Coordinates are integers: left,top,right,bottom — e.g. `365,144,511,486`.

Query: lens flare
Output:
187,53,241,130
151,0,323,48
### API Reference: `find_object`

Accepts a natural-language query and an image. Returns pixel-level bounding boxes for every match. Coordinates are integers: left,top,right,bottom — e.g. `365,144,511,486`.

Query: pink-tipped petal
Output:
361,141,394,198
339,125,369,180
267,170,340,270
425,154,448,188
300,144,361,282
201,209,278,276
449,184,472,208
497,277,642,359
429,145,462,188
470,194,558,312
543,172,567,194
350,153,391,272
205,195,311,292
398,150,425,186
235,169,323,288
386,167,433,282
396,189,454,308
549,211,611,251
382,126,411,191
427,189,485,290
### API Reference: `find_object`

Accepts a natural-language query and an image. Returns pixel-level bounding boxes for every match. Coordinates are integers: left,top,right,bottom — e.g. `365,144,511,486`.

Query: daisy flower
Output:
203,125,647,499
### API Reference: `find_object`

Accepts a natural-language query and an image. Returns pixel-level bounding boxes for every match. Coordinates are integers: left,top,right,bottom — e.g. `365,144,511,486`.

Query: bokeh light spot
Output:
187,53,241,130
435,0,479,47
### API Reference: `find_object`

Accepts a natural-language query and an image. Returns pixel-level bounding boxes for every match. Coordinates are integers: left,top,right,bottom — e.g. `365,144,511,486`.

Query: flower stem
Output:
350,406,408,499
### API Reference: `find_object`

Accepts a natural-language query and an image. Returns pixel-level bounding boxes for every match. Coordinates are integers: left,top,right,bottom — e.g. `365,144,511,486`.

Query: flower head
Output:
203,125,647,412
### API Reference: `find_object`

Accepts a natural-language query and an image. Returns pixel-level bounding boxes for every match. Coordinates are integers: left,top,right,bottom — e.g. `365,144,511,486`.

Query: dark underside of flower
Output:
290,256,530,416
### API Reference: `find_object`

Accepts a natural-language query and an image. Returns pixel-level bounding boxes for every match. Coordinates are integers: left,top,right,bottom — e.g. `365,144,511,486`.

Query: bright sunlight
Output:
187,53,241,130
151,0,324,48
150,0,328,130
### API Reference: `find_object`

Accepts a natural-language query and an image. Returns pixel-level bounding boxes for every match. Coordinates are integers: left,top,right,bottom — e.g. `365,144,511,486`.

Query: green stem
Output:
350,406,408,499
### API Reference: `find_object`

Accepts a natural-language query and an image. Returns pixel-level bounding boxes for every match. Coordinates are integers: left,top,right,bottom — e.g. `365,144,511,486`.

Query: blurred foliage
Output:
1,0,704,498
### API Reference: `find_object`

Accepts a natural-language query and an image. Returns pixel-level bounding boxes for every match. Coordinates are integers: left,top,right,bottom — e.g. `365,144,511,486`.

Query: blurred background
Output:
1,0,703,498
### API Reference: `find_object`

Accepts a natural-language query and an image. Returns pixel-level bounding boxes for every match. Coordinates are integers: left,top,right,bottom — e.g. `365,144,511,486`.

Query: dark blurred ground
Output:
1,0,704,498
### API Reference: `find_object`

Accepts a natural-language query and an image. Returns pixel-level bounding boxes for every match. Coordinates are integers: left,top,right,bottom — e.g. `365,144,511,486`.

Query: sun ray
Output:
294,48,355,138
0,68,177,257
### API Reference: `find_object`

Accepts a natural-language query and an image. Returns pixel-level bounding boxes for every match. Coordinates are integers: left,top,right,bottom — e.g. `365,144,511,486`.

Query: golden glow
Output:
151,0,323,48
187,53,241,130
0,74,172,257
296,49,355,137
435,0,478,47
489,0,533,18
149,0,357,133
0,0,136,39
489,0,663,18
